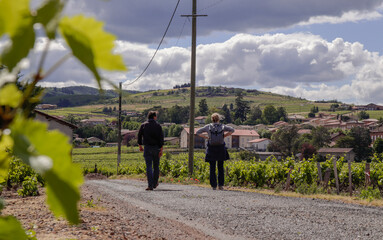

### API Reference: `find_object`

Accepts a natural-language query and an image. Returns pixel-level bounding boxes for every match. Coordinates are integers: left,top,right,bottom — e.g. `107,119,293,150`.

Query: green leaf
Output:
0,84,23,108
59,15,127,88
0,0,29,35
35,0,64,39
10,115,83,224
0,216,28,240
0,134,12,182
0,0,35,71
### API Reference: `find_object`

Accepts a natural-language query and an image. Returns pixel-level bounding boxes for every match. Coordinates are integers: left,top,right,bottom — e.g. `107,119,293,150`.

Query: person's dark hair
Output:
147,111,157,119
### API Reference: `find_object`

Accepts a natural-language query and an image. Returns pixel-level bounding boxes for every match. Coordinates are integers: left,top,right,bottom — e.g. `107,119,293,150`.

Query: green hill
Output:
119,86,332,114
39,85,335,116
41,86,138,107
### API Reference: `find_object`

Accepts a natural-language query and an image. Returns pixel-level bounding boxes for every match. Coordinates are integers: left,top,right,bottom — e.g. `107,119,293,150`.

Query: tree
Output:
221,104,232,123
247,105,262,124
64,114,80,125
258,129,272,139
311,126,331,149
198,99,209,116
349,126,372,161
301,143,317,160
373,138,383,154
358,110,369,120
310,105,319,113
270,125,300,156
276,106,287,121
234,92,250,123
335,136,355,148
262,105,279,124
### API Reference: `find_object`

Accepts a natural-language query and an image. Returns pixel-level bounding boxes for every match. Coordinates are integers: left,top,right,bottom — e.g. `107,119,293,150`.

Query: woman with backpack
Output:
196,113,234,190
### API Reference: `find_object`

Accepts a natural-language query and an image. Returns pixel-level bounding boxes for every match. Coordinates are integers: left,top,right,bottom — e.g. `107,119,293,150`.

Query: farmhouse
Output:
317,148,355,162
34,110,77,143
164,137,180,146
248,138,271,152
180,127,259,149
36,104,57,110
194,116,208,124
121,129,139,145
80,118,107,126
180,128,207,148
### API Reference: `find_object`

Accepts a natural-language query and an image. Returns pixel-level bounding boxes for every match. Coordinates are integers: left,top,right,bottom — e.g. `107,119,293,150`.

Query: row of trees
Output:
197,92,287,125
269,125,375,162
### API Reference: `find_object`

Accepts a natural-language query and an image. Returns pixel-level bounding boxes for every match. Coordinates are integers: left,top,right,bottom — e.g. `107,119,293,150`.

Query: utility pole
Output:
182,0,207,176
117,82,122,174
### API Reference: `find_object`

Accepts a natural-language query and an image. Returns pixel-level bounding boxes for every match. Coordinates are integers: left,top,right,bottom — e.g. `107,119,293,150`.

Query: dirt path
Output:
2,177,214,240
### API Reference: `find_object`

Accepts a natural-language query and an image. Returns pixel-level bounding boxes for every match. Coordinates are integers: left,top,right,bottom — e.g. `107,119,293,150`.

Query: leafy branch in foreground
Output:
0,0,127,238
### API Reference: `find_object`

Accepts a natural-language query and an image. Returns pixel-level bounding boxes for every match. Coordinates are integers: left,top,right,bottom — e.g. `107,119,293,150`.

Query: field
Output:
73,146,144,174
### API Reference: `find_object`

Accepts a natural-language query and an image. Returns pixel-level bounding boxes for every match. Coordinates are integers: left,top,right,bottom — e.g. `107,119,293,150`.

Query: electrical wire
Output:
164,17,188,70
198,0,224,13
124,0,181,86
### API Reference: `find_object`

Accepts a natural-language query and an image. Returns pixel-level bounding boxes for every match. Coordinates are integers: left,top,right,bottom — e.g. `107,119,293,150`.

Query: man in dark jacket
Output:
138,111,164,190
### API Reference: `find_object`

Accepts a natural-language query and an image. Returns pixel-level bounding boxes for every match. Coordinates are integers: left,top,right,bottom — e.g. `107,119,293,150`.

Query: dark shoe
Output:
218,186,224,190
212,187,217,190
146,187,153,191
153,183,159,189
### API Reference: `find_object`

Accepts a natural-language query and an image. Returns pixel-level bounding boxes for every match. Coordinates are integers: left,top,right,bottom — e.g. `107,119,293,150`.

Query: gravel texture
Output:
86,179,383,240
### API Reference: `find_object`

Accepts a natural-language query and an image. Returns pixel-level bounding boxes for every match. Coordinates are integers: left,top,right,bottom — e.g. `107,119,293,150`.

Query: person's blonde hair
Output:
211,113,220,123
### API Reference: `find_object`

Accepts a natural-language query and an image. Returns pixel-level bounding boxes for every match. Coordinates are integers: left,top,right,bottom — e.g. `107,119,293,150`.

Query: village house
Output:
297,129,312,135
249,138,271,152
318,148,355,162
194,116,208,125
273,121,289,128
256,152,283,161
329,131,346,147
164,137,180,146
370,130,383,145
86,136,104,145
180,127,259,149
80,118,107,126
353,103,383,111
180,128,206,148
121,129,139,145
34,110,77,143
35,104,57,110
287,114,306,122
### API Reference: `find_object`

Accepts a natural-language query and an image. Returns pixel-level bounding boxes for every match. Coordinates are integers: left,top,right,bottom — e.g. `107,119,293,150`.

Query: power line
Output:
198,0,224,13
164,17,188,70
124,0,181,86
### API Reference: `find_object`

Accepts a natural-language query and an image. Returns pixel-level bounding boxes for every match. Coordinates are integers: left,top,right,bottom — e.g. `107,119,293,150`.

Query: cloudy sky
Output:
24,0,383,104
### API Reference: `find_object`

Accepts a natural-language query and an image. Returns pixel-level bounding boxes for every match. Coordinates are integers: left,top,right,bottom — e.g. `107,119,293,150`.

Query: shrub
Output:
17,176,39,197
359,186,382,201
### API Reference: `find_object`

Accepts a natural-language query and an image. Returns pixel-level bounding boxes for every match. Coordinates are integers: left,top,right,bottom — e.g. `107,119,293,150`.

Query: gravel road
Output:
85,179,383,240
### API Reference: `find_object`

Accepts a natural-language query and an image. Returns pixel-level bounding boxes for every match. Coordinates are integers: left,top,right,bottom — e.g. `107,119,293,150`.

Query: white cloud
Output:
299,10,382,26
19,32,383,105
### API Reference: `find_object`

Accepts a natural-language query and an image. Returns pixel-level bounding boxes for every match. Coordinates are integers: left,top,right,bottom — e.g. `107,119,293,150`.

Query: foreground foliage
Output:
0,0,126,238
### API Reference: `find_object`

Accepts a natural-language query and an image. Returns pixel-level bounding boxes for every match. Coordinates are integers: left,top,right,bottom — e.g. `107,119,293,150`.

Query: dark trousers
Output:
209,160,224,188
144,145,160,188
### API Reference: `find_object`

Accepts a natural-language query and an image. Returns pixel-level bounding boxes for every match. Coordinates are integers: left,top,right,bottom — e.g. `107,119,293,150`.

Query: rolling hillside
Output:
40,86,336,117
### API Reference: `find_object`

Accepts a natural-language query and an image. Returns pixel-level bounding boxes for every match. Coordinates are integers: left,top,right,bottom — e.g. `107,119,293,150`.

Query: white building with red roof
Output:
180,127,259,149
248,138,271,151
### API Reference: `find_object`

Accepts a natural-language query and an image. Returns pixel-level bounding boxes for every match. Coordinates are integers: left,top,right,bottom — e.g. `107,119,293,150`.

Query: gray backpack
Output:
208,124,224,146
